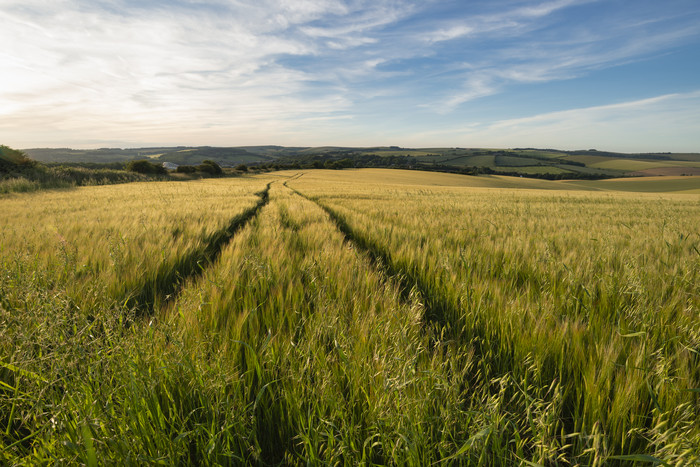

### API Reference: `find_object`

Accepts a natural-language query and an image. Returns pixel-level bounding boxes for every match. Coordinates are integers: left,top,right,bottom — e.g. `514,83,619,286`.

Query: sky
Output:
1,0,700,152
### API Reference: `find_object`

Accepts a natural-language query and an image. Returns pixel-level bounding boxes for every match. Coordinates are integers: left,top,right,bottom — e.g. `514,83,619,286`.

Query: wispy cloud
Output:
0,0,699,149
0,0,371,146
423,0,700,110
424,0,598,44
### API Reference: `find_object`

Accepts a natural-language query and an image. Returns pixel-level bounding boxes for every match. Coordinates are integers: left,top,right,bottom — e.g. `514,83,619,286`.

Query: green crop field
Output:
1,169,698,465
560,155,618,166
493,155,544,167
570,176,700,193
443,155,498,167
588,159,700,172
495,165,575,175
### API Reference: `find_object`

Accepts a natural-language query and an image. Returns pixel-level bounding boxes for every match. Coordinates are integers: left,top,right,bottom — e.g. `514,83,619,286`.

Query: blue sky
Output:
1,0,699,151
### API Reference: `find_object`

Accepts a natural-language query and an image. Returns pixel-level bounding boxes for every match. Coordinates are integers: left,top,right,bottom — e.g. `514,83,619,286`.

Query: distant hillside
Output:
401,148,700,178
267,147,700,179
23,147,170,163
152,147,273,166
23,146,274,166
21,145,700,179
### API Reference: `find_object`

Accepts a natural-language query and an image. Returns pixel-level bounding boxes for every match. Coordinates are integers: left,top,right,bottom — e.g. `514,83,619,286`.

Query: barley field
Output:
1,169,698,465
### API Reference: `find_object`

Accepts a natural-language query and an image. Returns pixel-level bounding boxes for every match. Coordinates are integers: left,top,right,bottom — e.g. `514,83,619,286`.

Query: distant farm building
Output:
162,162,179,170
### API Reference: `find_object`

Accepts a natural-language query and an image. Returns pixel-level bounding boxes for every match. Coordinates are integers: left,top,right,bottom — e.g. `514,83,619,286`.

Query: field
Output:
570,176,700,194
1,170,699,465
587,160,700,172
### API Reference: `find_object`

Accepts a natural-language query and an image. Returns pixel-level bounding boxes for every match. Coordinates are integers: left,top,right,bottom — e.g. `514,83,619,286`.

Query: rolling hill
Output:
21,146,700,179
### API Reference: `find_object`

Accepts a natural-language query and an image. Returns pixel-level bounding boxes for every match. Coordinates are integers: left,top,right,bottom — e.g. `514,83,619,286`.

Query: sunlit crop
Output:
2,170,698,464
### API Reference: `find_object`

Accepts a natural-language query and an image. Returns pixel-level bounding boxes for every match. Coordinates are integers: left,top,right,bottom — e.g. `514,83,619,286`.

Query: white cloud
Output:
424,25,475,43
0,0,372,146
424,0,598,44
515,0,591,18
442,77,498,109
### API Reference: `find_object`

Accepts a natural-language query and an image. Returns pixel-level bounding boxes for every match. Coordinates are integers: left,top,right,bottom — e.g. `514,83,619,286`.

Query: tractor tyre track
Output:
285,182,455,333
128,182,273,316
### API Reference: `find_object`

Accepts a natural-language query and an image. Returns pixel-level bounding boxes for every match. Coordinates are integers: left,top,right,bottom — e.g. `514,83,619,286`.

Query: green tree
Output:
197,160,222,175
176,165,197,174
0,145,35,172
126,160,166,175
